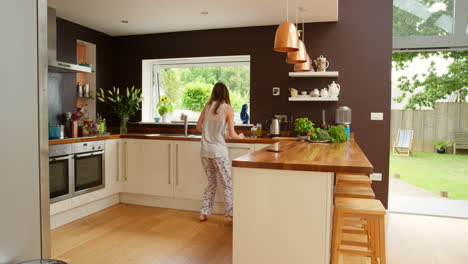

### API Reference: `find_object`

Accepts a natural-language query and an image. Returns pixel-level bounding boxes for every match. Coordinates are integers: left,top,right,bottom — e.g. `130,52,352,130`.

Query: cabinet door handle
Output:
175,143,179,185
168,144,171,184
124,141,128,181
116,141,120,182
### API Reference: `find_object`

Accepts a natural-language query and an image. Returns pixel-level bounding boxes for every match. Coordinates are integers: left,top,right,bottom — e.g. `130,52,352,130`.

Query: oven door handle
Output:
75,151,105,158
49,155,74,162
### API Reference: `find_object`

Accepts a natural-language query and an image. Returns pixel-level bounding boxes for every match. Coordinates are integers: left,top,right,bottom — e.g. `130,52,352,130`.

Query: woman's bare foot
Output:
225,216,233,224
199,214,207,222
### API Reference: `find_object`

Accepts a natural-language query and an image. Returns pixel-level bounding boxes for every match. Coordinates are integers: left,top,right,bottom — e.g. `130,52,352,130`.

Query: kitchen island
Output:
232,140,373,264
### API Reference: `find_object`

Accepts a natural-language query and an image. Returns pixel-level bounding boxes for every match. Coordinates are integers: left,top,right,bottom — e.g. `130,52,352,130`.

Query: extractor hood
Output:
48,7,91,73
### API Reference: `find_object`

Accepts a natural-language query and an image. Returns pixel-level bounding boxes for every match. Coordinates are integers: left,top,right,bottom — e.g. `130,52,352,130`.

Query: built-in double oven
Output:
49,141,105,203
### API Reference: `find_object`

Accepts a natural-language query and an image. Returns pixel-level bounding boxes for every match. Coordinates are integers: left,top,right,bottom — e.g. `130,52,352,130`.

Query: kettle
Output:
265,118,281,138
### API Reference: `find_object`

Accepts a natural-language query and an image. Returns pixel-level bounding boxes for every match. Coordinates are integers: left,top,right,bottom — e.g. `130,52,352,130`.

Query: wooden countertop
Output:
231,141,374,174
49,133,292,145
49,134,121,145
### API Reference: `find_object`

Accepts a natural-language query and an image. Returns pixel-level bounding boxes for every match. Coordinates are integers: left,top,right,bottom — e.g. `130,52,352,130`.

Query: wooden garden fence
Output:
390,102,468,153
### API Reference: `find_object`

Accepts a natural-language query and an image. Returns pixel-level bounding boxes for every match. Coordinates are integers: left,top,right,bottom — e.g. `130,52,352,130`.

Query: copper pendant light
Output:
286,39,307,64
286,6,306,63
293,12,311,71
294,54,312,72
273,0,299,52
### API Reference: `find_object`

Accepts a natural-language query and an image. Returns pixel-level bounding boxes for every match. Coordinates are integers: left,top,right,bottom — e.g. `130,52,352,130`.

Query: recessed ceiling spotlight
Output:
121,20,129,24
201,11,209,15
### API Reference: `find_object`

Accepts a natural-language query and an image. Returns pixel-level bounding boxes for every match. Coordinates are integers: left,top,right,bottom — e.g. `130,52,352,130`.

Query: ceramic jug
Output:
289,88,298,97
328,81,341,98
320,88,328,98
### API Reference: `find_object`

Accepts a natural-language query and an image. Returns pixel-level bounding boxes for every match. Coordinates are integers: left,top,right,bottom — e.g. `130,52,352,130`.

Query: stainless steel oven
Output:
49,144,74,203
72,141,105,196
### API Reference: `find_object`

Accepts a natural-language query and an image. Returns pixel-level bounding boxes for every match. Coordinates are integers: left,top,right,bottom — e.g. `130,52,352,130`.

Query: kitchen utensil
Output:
48,125,61,139
250,126,258,138
328,81,341,98
313,55,330,72
336,106,352,139
320,88,328,97
311,89,320,97
84,84,90,98
289,88,298,97
256,123,264,137
335,106,352,125
77,84,83,97
322,109,328,130
59,125,65,139
265,118,281,138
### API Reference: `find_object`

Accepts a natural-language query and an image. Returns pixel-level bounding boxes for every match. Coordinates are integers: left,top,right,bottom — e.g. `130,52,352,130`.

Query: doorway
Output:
388,50,468,218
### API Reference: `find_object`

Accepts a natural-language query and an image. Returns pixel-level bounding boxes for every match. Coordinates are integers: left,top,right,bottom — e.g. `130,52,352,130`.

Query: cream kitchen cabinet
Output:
122,139,173,197
105,139,123,196
173,141,255,202
122,139,141,193
140,140,173,197
173,141,206,200
228,143,255,159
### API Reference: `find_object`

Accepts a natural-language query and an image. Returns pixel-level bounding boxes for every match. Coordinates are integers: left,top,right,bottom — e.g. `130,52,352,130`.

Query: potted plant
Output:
96,86,142,134
294,118,314,141
157,96,174,123
432,140,452,154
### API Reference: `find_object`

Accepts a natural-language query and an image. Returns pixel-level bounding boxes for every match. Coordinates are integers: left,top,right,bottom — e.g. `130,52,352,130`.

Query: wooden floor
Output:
52,204,468,264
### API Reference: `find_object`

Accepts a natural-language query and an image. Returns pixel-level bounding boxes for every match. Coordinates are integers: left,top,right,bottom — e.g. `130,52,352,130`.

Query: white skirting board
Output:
50,194,120,229
120,193,226,215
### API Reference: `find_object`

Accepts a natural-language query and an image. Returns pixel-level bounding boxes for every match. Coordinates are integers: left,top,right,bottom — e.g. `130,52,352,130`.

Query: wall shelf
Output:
288,97,338,102
289,71,339,77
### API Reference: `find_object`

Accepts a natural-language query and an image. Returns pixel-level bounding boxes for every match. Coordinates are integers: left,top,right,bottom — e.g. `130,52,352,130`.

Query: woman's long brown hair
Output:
207,83,231,114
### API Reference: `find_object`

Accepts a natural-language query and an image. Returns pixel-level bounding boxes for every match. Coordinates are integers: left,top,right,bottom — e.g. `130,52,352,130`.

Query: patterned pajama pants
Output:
200,157,233,216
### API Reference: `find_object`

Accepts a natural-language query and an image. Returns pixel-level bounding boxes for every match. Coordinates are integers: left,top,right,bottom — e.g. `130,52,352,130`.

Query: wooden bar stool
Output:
331,197,386,264
334,185,375,199
336,173,372,187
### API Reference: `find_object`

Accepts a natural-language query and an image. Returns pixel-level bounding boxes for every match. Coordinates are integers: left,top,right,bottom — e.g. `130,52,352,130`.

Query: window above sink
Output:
142,56,251,125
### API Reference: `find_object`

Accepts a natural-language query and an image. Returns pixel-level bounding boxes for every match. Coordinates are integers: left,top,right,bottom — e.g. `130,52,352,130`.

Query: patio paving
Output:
388,177,468,219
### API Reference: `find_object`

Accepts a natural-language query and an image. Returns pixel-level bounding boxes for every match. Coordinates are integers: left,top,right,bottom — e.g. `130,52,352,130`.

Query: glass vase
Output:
120,115,129,134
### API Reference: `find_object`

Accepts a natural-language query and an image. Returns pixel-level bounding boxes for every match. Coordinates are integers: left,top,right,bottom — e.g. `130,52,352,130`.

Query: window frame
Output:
393,0,468,49
141,55,251,123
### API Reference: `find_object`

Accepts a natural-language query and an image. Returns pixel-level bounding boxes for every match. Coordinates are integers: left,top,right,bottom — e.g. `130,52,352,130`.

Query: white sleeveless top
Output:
200,102,230,158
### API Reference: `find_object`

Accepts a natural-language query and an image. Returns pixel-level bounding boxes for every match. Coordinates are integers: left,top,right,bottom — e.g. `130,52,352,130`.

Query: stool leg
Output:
378,216,387,264
368,216,378,264
331,209,344,264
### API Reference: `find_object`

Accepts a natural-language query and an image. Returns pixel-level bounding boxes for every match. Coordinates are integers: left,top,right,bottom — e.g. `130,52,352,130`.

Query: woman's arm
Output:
196,106,207,132
226,105,245,139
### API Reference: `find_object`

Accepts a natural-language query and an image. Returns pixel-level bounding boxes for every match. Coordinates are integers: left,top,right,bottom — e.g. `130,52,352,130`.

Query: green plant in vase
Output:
157,96,174,123
96,86,142,134
294,118,314,141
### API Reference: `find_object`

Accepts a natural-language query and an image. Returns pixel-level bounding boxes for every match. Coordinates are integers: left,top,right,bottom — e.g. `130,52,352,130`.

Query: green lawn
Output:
390,152,468,200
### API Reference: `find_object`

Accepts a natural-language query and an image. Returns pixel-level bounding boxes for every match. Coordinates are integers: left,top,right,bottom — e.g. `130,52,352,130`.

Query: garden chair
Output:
393,130,414,157
452,131,468,154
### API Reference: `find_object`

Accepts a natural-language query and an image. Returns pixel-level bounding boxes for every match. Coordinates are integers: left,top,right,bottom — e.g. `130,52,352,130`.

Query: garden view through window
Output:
154,63,250,123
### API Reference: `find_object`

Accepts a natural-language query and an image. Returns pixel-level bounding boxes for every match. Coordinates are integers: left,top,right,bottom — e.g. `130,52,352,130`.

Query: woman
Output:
196,83,245,223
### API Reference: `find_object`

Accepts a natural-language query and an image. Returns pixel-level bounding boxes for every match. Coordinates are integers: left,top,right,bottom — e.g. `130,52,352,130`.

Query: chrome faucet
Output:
183,114,188,137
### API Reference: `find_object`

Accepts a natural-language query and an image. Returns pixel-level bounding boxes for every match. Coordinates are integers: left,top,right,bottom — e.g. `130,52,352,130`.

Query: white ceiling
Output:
48,0,338,36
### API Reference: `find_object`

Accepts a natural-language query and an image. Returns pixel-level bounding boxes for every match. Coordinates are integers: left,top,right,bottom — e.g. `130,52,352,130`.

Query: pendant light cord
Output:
286,0,289,21
302,10,305,41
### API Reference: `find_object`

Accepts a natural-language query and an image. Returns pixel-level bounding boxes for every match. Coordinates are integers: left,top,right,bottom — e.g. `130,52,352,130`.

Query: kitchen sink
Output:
147,133,201,138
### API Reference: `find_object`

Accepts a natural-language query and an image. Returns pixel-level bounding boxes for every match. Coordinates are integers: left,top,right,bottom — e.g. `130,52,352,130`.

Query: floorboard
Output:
51,204,468,264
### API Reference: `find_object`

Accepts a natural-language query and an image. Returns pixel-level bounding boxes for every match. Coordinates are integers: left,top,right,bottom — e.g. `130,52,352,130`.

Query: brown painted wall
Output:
110,0,392,206
55,18,113,117
56,0,392,206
